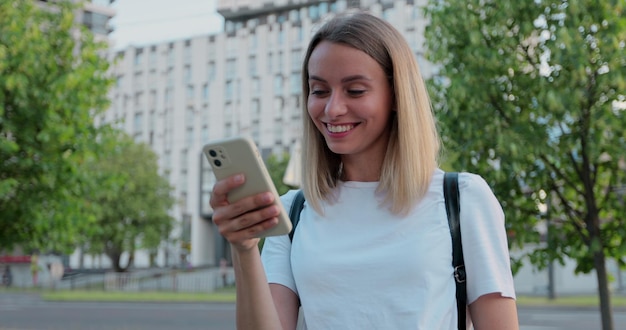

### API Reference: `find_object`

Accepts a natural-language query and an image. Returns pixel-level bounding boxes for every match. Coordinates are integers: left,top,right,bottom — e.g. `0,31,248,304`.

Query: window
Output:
277,52,284,71
166,68,174,87
289,9,300,22
277,29,285,45
201,126,209,144
291,50,301,71
202,83,209,101
249,33,258,50
225,80,234,101
180,149,188,172
186,127,194,145
268,53,274,73
149,91,157,109
186,85,195,101
167,43,175,66
309,6,320,20
134,49,143,66
207,62,216,81
274,75,283,96
186,107,195,128
226,59,236,80
251,78,260,97
164,88,173,106
133,112,143,134
133,72,143,90
149,110,155,131
184,65,192,83
183,40,192,63
134,92,144,108
149,46,157,68
251,99,260,121
83,11,110,35
290,73,300,95
249,56,257,76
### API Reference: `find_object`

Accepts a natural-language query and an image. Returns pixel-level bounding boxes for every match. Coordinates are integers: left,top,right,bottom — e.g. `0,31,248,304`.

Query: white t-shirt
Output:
261,169,516,330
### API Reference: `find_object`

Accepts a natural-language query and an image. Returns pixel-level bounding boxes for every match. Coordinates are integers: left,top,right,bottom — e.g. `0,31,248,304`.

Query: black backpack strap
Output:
444,172,466,330
288,190,306,241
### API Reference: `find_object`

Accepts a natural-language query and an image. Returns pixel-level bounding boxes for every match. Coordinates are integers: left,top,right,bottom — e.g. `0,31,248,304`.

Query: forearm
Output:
232,247,283,330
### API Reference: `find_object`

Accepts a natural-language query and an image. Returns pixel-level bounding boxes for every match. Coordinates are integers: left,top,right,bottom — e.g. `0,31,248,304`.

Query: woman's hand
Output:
209,173,282,252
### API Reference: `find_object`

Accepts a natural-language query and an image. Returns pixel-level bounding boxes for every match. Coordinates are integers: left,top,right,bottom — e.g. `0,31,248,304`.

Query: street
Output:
1,293,625,329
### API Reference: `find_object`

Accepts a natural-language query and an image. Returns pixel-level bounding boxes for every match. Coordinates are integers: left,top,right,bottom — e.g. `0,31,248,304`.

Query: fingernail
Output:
233,174,244,183
262,192,273,203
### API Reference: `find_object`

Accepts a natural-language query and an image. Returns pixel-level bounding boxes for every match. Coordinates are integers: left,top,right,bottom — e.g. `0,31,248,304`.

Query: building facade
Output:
103,0,429,268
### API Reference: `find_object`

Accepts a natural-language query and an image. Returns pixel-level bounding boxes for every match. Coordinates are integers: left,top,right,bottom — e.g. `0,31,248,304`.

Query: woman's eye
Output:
311,90,328,96
348,89,366,96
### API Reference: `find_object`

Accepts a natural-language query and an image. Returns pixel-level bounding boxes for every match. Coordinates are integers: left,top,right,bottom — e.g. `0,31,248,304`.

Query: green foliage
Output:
425,1,625,327
0,0,113,252
425,0,625,269
266,152,295,195
84,131,175,272
258,152,295,252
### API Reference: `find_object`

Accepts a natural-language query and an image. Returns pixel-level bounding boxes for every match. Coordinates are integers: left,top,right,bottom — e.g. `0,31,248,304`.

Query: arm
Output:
469,293,519,330
210,174,298,329
270,283,300,330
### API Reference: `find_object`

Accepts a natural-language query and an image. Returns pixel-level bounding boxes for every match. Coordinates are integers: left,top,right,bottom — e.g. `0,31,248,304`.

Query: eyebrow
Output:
309,75,372,83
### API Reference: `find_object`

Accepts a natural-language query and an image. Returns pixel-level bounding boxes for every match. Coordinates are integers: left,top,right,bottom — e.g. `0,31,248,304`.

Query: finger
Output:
234,203,280,232
209,174,245,208
217,204,281,241
213,193,277,228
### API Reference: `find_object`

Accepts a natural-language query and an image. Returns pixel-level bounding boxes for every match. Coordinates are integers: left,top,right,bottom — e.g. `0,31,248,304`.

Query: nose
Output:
324,92,347,118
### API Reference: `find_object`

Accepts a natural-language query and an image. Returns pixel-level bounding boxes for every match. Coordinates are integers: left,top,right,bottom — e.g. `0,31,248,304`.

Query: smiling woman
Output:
209,11,520,330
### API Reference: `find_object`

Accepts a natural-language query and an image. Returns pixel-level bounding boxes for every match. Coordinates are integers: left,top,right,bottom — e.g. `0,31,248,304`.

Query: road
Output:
1,293,626,329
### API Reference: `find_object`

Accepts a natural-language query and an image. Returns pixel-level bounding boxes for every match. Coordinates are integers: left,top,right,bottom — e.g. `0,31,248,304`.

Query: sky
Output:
109,0,224,49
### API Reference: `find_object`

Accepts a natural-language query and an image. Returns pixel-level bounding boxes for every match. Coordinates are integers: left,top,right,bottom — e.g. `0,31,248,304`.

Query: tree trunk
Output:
107,250,123,272
595,249,614,330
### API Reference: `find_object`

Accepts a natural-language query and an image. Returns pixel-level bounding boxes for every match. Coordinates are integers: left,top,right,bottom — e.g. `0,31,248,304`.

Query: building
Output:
103,0,430,268
36,0,116,40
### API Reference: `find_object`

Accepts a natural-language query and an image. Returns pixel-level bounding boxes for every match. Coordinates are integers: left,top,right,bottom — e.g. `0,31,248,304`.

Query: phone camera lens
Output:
213,159,222,167
209,149,217,157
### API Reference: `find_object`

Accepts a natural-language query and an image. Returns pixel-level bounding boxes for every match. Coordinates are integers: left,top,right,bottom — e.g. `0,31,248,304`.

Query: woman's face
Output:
307,41,394,163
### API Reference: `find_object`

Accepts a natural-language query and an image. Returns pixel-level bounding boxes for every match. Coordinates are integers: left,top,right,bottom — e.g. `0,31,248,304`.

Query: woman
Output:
210,12,519,329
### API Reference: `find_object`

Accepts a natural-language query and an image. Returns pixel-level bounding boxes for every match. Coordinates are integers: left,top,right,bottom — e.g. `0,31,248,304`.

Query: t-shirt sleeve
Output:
260,190,299,295
458,173,517,304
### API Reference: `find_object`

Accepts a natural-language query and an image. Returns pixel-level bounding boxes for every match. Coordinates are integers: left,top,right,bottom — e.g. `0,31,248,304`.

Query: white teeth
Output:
327,124,354,133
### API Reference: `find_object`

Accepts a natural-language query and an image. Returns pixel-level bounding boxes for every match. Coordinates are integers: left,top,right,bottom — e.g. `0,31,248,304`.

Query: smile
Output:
327,123,355,133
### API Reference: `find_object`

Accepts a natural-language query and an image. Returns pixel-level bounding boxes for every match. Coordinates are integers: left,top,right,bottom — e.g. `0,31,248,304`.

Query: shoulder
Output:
440,171,503,218
457,172,496,196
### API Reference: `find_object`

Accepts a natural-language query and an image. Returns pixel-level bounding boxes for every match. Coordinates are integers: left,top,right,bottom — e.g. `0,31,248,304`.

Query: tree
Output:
424,1,625,329
84,132,175,272
0,0,113,252
258,152,294,251
266,152,295,195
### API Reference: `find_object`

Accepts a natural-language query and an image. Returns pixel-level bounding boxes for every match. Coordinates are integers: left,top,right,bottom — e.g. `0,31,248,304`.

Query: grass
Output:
516,294,626,308
40,286,236,303
10,286,623,308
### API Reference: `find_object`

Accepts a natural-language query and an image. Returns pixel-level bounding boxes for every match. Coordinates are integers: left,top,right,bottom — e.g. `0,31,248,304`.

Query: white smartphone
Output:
202,136,293,237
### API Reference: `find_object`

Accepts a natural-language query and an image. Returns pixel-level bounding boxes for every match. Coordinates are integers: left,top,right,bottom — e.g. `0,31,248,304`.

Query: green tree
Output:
258,152,294,251
266,152,295,195
424,1,625,329
85,132,175,272
0,0,113,252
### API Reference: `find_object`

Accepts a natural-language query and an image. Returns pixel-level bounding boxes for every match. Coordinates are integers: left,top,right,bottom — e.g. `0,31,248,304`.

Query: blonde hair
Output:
301,12,440,216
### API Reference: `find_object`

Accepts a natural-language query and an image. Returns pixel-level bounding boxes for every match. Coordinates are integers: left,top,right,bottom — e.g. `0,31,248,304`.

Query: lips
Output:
326,123,356,133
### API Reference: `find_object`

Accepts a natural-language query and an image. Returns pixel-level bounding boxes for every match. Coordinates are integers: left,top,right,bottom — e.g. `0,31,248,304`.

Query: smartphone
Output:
202,136,293,237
